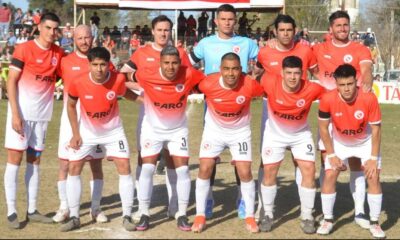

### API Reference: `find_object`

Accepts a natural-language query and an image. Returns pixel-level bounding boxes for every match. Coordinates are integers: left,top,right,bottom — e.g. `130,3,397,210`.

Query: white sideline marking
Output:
75,227,112,233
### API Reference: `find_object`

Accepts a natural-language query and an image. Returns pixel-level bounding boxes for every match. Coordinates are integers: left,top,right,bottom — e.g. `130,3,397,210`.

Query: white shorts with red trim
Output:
324,137,382,170
5,113,48,152
261,129,316,165
68,129,129,161
199,125,252,162
140,119,189,158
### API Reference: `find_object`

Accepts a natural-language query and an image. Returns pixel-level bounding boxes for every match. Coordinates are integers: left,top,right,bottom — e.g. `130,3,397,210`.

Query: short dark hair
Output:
282,56,303,69
329,10,350,25
88,47,110,62
160,45,180,58
274,14,296,29
216,4,236,16
40,12,61,24
221,52,240,63
151,15,173,30
333,64,356,79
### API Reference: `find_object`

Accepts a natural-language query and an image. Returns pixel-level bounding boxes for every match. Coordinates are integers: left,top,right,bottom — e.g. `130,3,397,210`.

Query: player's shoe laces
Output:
60,216,80,232
90,209,108,223
177,215,191,231
53,209,69,223
205,199,214,219
136,214,150,231
300,219,316,234
237,199,246,220
316,219,333,235
245,217,259,233
7,213,20,229
369,221,386,239
192,215,206,233
122,215,137,231
27,210,53,223
354,213,370,229
258,215,273,232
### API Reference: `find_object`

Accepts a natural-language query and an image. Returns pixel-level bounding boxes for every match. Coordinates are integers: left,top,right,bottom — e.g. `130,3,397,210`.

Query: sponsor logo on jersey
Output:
36,59,43,63
35,75,55,82
270,61,278,66
154,102,184,109
236,95,245,104
72,66,81,71
343,54,353,63
85,95,93,99
106,91,116,100
335,112,343,117
51,57,58,66
213,98,223,102
86,104,113,119
273,109,307,121
354,110,364,120
215,109,242,117
146,57,155,62
296,99,305,107
233,46,241,54
337,121,365,136
153,86,162,91
323,54,332,59
276,99,284,104
175,84,185,92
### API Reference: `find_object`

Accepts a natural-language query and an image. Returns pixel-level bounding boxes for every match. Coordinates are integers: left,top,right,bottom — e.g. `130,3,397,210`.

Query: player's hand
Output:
125,81,142,91
329,156,347,171
364,160,378,179
12,114,24,136
69,135,82,150
362,81,372,93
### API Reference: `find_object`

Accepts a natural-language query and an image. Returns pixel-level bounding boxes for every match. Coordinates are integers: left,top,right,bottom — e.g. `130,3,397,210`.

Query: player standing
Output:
317,64,385,238
4,12,64,229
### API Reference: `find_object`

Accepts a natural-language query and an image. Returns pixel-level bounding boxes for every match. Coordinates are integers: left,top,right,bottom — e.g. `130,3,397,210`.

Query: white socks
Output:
67,175,82,218
175,166,190,217
195,178,210,216
119,174,134,217
90,179,104,212
25,163,39,214
166,167,178,214
4,163,19,216
241,180,255,218
57,180,68,210
138,163,155,216
321,192,336,220
349,171,366,215
261,184,277,218
368,193,382,222
299,186,316,220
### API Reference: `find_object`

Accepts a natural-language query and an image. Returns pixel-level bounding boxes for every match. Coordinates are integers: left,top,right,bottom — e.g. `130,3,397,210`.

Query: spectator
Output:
110,25,121,49
141,24,151,42
103,34,115,53
60,36,73,53
1,45,13,61
197,11,209,40
62,22,74,39
238,12,248,36
258,36,266,47
311,37,319,47
374,74,382,82
121,25,131,50
185,27,196,47
32,9,41,25
132,25,141,36
6,31,16,47
178,11,187,37
296,27,311,43
22,10,34,33
13,8,24,34
15,29,28,45
102,26,110,39
91,22,99,46
90,11,100,27
262,26,271,40
362,28,375,46
128,32,140,56
0,3,12,40
254,27,262,42
110,51,121,70
187,15,196,31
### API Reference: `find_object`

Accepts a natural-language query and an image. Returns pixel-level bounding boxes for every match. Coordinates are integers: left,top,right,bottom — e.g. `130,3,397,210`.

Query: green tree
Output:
285,0,330,31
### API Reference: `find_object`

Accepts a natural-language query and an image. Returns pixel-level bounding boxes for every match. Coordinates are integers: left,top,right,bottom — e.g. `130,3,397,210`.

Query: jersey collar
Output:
276,42,295,52
34,39,50,50
75,51,88,59
331,39,351,48
219,75,239,90
89,71,111,85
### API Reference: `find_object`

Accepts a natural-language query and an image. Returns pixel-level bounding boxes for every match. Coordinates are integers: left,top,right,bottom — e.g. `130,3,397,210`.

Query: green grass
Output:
0,99,399,239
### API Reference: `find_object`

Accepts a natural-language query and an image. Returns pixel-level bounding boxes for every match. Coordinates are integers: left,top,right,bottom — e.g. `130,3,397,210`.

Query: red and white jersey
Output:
261,74,325,135
319,89,381,146
312,40,372,90
199,73,264,130
58,52,116,105
135,66,205,130
9,39,64,121
125,43,192,71
257,42,317,81
68,71,126,138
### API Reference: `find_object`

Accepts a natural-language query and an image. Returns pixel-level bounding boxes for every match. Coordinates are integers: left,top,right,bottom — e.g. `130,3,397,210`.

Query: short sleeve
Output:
189,67,206,85
68,79,79,98
192,39,205,61
307,47,318,69
318,94,331,120
116,74,127,96
179,48,192,67
251,78,264,97
368,94,381,124
248,38,259,60
358,45,372,64
10,43,25,71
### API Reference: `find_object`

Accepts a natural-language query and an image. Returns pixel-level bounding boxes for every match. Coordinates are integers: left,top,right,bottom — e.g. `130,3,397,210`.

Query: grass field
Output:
0,99,399,239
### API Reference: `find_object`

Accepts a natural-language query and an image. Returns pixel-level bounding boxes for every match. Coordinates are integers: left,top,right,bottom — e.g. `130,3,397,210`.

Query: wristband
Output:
326,153,336,159
370,156,378,160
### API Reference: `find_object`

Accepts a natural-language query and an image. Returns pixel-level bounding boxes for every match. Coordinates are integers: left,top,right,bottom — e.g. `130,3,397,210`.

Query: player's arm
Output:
318,110,346,171
309,65,319,79
123,88,140,102
364,123,381,179
7,68,24,135
67,95,82,150
360,61,373,93
120,59,137,81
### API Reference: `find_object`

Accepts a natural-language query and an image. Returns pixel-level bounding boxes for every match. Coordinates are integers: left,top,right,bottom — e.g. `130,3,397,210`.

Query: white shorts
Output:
5,114,48,152
140,119,189,158
261,129,316,165
317,122,333,151
324,138,382,170
68,129,130,161
58,110,105,160
199,125,252,162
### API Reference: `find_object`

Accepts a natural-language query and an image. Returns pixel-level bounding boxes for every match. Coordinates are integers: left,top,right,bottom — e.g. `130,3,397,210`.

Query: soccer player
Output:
53,25,108,224
60,47,138,232
134,46,205,231
313,10,374,228
4,12,64,229
255,14,318,219
192,52,263,233
258,56,324,234
189,3,259,219
317,64,385,238
121,15,192,219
